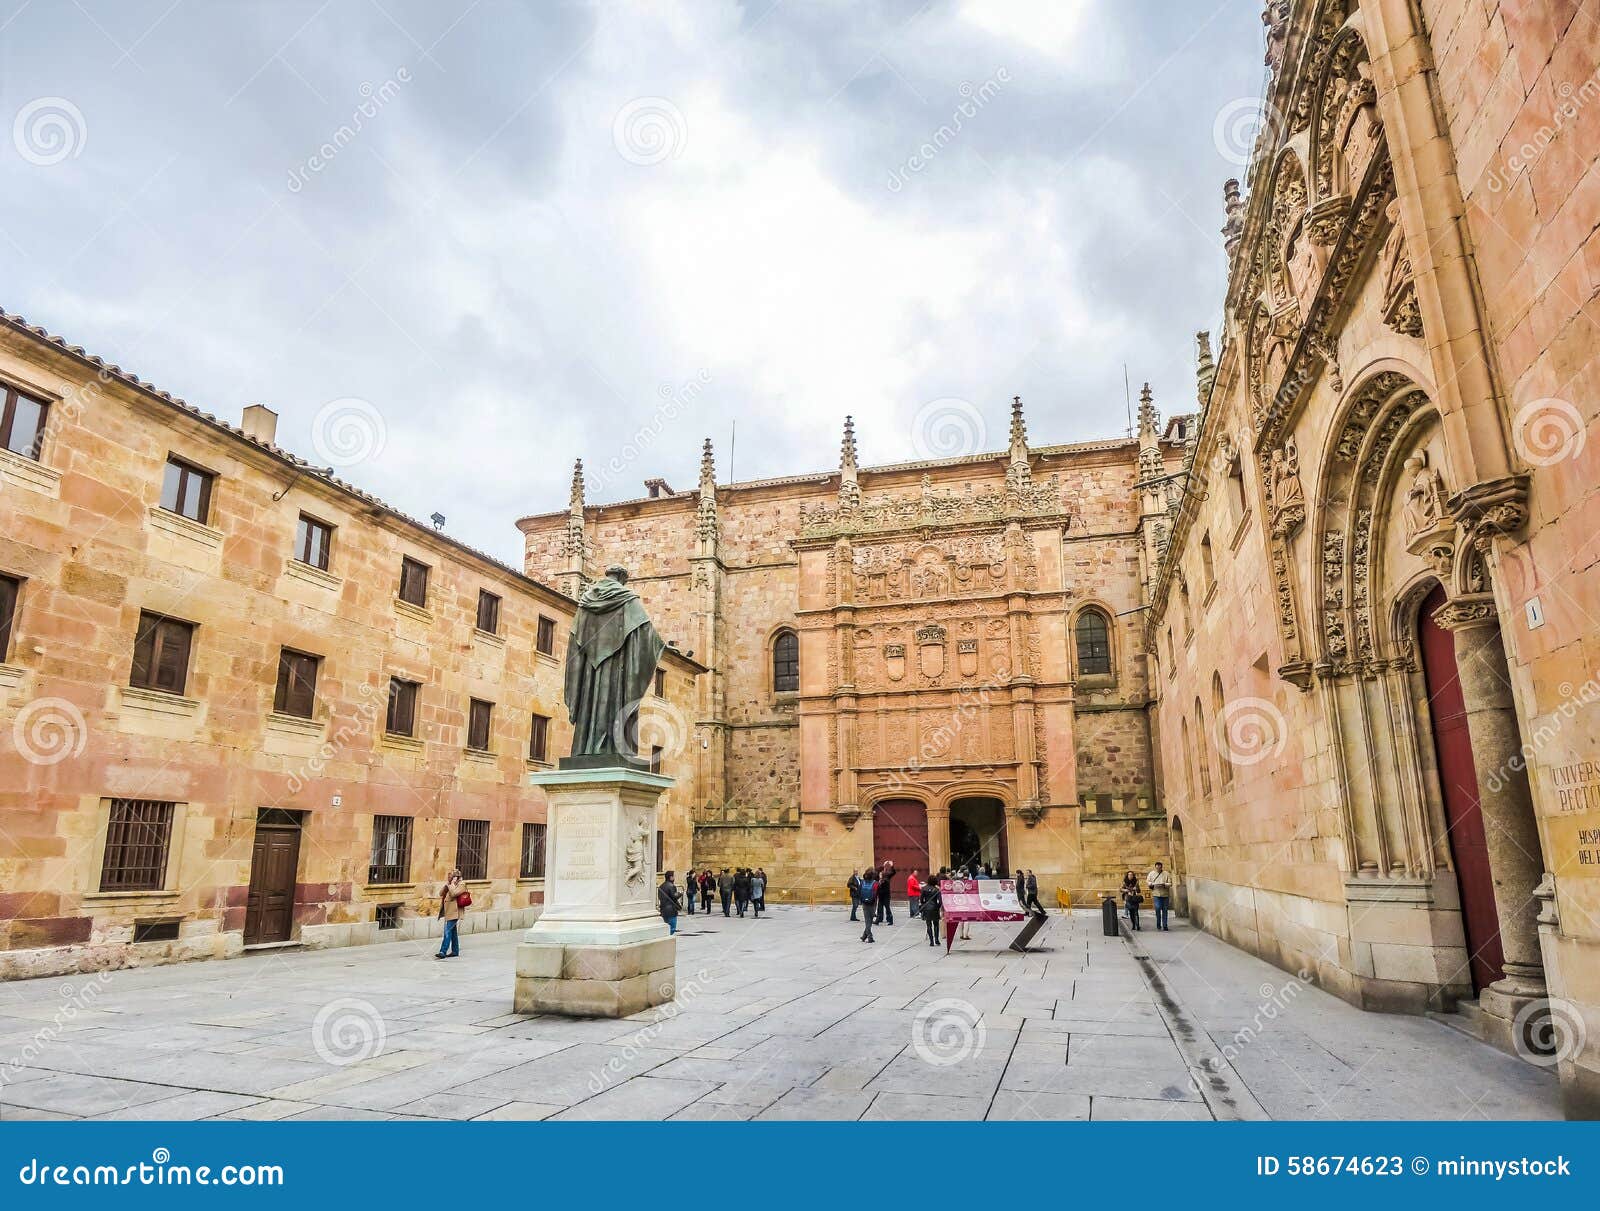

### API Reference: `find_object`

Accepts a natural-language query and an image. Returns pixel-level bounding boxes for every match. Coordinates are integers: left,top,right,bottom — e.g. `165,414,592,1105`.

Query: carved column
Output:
925,804,951,874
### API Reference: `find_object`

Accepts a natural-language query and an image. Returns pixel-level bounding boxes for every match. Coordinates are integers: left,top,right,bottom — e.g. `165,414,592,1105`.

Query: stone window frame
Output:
770,626,800,696
1070,602,1117,683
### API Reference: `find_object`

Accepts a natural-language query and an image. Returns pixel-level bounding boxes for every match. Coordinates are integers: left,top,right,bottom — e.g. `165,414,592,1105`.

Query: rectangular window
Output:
159,456,215,524
132,920,180,943
0,573,19,661
386,677,419,736
368,815,413,884
398,556,430,607
528,713,550,763
130,611,195,695
655,829,664,871
455,818,490,881
295,514,333,571
654,668,666,697
0,386,49,461
536,615,556,655
520,822,547,879
99,799,176,891
467,698,493,751
476,589,501,635
273,648,320,718
650,744,664,774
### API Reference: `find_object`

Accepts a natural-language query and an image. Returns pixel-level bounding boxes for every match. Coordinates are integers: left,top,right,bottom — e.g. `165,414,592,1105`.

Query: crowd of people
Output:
844,862,1050,947
656,867,769,933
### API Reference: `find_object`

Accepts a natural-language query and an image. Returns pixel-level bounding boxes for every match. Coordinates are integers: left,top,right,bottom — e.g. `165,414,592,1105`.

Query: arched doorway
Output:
949,797,1008,873
872,799,929,877
1416,582,1504,992
1169,815,1188,916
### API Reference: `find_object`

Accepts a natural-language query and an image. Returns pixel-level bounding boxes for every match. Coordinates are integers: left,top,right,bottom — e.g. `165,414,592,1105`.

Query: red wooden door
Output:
1417,583,1505,992
245,825,302,945
873,799,930,879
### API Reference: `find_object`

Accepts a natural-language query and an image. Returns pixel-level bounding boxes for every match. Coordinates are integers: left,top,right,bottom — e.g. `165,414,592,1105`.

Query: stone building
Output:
1149,0,1599,1116
0,311,702,978
519,401,1191,904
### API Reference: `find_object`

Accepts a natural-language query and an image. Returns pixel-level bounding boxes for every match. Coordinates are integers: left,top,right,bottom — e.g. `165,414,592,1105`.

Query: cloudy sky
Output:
0,0,1263,562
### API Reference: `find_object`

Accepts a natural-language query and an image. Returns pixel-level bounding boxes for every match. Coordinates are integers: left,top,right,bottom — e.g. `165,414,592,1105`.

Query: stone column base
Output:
514,935,676,1018
1479,978,1549,1060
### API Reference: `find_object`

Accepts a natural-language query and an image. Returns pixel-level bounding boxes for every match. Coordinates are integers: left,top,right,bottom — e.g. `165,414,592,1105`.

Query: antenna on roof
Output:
1123,364,1133,440
728,420,736,487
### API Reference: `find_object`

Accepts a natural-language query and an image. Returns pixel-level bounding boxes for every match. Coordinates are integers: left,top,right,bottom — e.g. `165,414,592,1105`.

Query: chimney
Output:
241,404,278,444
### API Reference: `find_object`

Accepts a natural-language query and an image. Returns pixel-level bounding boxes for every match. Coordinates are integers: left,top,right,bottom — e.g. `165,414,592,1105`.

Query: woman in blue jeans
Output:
436,868,466,958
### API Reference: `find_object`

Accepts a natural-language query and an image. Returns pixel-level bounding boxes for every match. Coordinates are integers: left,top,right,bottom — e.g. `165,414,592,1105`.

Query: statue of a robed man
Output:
561,565,666,764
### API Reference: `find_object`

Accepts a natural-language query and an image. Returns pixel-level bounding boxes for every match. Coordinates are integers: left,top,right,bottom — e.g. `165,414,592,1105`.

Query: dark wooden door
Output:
1417,583,1505,992
244,823,302,945
873,799,929,879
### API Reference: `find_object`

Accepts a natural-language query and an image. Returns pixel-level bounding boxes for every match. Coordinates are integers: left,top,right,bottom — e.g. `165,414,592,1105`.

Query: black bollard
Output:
1101,894,1119,937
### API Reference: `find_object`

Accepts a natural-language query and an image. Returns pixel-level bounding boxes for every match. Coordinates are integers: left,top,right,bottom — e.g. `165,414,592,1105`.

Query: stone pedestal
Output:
514,766,676,1018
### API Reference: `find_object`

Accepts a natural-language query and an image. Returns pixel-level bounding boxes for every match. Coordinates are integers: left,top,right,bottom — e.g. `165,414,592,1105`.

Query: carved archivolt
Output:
1313,27,1378,202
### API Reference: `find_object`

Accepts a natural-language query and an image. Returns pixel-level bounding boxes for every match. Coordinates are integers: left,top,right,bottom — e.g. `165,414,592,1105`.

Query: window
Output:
520,822,547,879
273,648,320,718
528,713,550,763
654,668,666,697
1200,533,1216,593
476,589,501,635
1225,460,1247,527
386,677,419,736
99,799,175,891
0,385,49,461
295,514,333,570
398,556,430,607
536,615,557,655
1075,610,1111,676
159,456,215,524
0,573,19,660
650,744,663,774
456,818,490,881
1179,719,1192,800
369,815,413,884
1213,673,1232,786
130,611,195,695
772,629,799,693
655,829,664,871
376,903,401,931
1193,699,1212,796
132,920,180,943
467,698,493,751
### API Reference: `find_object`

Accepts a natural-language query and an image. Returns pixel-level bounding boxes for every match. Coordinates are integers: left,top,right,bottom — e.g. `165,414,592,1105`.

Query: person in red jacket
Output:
906,870,922,919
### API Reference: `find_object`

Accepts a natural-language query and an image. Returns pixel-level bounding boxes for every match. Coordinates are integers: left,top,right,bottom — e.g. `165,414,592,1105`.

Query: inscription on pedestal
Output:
556,806,608,883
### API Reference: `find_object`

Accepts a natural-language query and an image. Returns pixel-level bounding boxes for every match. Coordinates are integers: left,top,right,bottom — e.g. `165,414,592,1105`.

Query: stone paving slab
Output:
0,908,1564,1121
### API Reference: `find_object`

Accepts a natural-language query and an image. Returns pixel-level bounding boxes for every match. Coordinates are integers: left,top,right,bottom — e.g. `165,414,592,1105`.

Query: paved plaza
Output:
0,908,1561,1121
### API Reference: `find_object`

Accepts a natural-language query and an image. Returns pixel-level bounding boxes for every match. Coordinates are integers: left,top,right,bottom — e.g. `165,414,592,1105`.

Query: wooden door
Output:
1417,583,1505,992
244,822,302,945
872,799,929,879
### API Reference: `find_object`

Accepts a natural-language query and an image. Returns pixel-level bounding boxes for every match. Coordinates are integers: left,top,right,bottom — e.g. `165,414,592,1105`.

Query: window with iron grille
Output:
130,611,195,695
520,822,547,879
273,648,320,718
1075,610,1112,676
398,556,430,607
100,799,176,891
375,903,401,931
456,818,490,881
160,456,215,524
467,698,493,751
528,713,550,763
772,629,799,693
0,385,49,461
0,573,20,661
133,920,180,943
476,589,501,635
386,677,419,736
295,514,333,571
536,615,556,655
369,815,413,884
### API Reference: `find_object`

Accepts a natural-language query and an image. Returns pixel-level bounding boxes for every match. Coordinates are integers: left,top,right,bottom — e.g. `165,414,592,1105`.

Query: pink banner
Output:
938,878,1027,922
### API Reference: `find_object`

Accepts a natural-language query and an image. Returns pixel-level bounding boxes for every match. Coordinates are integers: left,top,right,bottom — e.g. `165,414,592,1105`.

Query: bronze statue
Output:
562,565,666,765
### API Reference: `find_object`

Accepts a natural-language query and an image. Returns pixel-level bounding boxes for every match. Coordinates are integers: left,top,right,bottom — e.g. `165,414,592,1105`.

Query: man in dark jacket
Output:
858,869,879,943
734,868,752,917
847,871,861,921
875,861,896,924
658,871,682,935
1025,870,1045,915
919,878,942,947
717,868,734,916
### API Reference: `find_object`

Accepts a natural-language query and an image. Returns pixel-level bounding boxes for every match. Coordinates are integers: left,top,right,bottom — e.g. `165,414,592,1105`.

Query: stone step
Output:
1427,998,1488,1043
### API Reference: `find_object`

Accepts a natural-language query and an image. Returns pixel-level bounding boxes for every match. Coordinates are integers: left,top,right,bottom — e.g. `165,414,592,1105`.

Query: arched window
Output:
1193,698,1212,796
1179,717,1193,801
1075,609,1112,676
1212,673,1232,786
772,629,799,693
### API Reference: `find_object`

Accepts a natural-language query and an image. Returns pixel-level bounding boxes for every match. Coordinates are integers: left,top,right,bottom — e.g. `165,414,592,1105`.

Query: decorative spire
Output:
1006,396,1032,492
1222,178,1245,259
696,438,719,549
699,437,716,496
564,458,587,584
839,415,860,510
568,458,585,513
1195,331,1217,410
1137,383,1164,486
